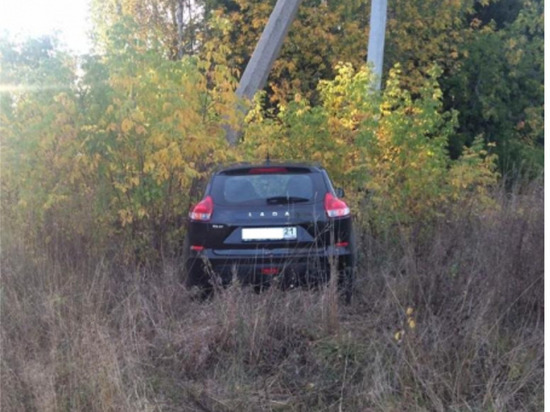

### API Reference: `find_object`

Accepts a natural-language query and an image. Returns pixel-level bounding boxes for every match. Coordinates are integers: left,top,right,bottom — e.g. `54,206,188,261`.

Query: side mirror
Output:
335,187,345,198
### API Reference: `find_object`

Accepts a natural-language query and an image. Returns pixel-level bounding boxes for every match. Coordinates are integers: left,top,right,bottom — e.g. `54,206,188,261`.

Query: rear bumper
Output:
187,245,353,286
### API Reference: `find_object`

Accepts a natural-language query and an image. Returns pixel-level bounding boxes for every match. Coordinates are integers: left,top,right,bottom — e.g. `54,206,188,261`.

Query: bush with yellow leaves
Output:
1,18,242,262
243,63,499,232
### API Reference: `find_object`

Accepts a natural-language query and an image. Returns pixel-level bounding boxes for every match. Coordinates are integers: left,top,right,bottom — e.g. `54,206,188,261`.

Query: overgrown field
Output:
1,2,544,409
1,183,543,411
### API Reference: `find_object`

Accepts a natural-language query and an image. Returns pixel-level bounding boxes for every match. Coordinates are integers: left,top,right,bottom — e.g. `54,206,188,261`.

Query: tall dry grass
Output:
1,183,543,411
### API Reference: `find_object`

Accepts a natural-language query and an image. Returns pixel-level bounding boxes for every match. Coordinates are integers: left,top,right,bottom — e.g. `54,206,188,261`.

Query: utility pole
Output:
225,0,302,146
367,0,388,91
176,0,184,59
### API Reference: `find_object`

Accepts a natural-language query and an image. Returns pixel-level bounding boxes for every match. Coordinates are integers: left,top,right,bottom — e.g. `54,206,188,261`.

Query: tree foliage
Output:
211,0,368,106
1,0,541,260
242,63,498,228
443,0,544,176
1,22,241,260
90,0,542,175
91,0,220,58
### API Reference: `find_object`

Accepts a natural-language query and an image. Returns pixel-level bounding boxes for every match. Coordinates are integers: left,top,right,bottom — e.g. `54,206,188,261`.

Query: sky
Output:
0,0,92,54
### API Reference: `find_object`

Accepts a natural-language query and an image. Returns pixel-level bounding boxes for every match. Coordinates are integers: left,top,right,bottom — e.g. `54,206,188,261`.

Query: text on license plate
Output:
242,227,297,241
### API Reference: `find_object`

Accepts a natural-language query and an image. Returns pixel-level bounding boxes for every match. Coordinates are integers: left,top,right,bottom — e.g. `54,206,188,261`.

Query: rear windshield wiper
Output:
266,196,310,204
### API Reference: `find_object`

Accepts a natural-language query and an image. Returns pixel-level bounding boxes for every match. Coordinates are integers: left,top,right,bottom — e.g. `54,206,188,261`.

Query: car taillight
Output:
324,192,350,218
189,196,213,221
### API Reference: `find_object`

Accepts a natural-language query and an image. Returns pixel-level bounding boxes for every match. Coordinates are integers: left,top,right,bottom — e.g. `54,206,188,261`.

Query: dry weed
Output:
1,183,543,411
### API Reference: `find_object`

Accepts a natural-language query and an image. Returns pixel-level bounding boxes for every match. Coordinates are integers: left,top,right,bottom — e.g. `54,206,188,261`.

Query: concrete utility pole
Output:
226,0,303,145
367,0,388,91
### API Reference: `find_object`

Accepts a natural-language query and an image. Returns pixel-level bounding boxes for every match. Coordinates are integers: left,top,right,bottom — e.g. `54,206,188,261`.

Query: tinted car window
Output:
211,173,324,205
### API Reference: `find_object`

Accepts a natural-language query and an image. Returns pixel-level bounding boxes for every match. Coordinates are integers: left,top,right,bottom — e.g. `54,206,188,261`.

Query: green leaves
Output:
443,0,543,177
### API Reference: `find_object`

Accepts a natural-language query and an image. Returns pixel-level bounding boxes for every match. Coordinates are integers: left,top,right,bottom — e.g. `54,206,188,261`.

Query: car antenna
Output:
265,150,270,165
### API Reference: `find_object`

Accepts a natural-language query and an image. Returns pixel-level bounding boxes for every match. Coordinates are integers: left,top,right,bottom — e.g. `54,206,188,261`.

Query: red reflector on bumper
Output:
190,245,204,251
261,268,279,275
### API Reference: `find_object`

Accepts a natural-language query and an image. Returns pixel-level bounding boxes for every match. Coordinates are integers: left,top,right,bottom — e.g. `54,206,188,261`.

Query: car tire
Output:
339,266,355,305
338,227,357,305
183,234,212,298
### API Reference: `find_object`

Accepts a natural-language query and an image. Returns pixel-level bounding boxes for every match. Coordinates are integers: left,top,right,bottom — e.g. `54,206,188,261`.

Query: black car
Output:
184,162,356,302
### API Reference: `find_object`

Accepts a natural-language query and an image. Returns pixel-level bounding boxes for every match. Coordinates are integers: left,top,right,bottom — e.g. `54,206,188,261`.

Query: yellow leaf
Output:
137,208,148,219
121,118,133,134
144,161,155,173
394,330,404,341
118,209,133,226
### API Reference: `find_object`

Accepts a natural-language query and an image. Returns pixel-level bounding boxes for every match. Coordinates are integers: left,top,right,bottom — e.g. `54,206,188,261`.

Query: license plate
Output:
242,227,297,241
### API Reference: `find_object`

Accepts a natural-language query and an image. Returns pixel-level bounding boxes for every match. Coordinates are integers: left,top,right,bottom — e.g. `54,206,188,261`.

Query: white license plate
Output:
242,227,297,241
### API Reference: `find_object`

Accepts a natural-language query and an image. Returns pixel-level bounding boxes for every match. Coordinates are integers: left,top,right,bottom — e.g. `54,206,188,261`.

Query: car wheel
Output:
339,227,357,305
183,235,212,298
339,266,355,305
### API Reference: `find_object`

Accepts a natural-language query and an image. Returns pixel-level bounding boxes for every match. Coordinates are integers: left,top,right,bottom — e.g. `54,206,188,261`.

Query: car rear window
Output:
210,172,325,205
